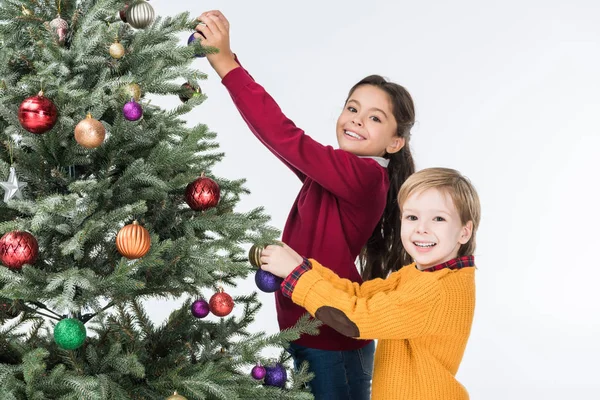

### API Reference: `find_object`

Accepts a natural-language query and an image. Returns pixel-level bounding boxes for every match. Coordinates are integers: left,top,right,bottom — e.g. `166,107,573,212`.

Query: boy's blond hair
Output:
397,167,481,256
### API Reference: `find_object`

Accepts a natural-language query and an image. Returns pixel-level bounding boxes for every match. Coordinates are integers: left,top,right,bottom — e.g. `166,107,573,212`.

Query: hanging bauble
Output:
74,113,106,149
119,5,129,22
1,166,27,202
264,363,287,388
109,41,125,59
0,231,39,270
116,220,151,259
0,298,22,320
49,15,68,44
122,83,142,101
179,82,202,103
190,299,209,318
125,0,155,29
54,318,86,350
166,392,187,400
248,244,264,268
18,91,58,134
21,5,32,16
187,33,206,58
255,269,283,293
251,363,267,380
209,288,234,317
123,99,143,121
184,174,220,211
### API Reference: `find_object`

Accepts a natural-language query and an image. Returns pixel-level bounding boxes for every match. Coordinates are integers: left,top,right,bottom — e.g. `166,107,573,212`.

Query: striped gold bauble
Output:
248,244,264,268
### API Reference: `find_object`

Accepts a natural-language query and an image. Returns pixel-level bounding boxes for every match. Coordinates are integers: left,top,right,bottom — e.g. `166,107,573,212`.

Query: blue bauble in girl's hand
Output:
264,363,287,388
187,33,206,58
255,269,283,293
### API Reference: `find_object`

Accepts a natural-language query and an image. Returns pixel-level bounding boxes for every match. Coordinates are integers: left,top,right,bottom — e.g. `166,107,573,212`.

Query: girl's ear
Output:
386,137,405,154
458,221,473,244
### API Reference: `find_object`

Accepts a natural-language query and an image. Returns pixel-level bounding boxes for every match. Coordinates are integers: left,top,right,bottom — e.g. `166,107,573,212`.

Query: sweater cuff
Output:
281,258,312,299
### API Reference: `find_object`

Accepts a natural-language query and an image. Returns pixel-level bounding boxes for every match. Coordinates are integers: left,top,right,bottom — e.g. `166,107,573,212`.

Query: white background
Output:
146,1,600,399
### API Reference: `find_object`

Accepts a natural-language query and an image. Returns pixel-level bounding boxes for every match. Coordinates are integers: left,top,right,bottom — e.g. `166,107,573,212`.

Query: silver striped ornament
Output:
125,0,155,29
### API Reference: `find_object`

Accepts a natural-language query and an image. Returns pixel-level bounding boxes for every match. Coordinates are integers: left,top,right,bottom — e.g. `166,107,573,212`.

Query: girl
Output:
260,167,481,400
195,10,415,399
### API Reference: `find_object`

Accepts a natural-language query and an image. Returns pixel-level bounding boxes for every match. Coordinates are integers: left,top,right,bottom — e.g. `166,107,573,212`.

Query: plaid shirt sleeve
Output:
281,258,312,299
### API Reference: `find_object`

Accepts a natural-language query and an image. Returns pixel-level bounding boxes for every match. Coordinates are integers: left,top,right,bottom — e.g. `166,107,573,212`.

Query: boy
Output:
260,167,481,400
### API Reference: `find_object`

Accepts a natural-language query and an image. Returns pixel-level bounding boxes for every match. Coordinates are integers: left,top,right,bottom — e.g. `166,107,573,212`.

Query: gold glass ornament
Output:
109,41,125,59
116,221,151,259
74,113,106,148
123,83,142,101
166,392,187,400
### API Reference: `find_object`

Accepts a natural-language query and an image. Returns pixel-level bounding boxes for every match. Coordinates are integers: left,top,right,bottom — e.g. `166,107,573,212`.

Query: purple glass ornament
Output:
123,99,143,121
255,269,283,293
187,33,206,58
191,299,210,318
251,365,266,380
264,363,287,388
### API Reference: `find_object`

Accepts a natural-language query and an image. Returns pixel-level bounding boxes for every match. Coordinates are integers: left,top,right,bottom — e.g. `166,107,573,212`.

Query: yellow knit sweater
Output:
291,260,475,400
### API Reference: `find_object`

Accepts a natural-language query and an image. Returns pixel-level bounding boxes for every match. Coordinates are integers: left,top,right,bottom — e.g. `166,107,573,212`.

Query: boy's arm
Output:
284,259,441,340
309,259,401,298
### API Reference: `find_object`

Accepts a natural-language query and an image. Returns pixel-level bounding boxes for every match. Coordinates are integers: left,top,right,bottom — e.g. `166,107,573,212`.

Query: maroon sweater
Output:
222,64,390,350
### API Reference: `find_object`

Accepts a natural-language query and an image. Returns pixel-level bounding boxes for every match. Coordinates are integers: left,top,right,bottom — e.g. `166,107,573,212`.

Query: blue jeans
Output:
288,341,375,400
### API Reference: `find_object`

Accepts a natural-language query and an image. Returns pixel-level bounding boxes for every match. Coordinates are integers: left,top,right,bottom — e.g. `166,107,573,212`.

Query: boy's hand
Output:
195,10,239,78
260,243,304,279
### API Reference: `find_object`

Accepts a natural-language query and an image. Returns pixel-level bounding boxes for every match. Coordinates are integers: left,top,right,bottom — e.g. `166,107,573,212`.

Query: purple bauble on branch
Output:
251,364,266,380
123,99,143,121
255,269,283,293
187,33,206,58
264,363,287,388
191,299,210,318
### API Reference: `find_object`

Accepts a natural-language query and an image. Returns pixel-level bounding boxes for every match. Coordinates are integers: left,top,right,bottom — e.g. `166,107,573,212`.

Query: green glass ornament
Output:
54,318,86,350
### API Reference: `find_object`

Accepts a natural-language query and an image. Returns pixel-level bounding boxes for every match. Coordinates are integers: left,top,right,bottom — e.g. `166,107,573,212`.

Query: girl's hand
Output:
260,243,304,279
195,10,238,78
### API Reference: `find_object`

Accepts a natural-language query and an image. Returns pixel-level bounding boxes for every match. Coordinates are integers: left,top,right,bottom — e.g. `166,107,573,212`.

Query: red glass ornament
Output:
0,231,39,270
18,92,58,134
209,289,234,317
119,5,129,22
185,175,220,211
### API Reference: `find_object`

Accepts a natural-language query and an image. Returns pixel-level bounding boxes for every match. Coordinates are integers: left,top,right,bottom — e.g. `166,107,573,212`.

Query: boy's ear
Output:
386,137,405,154
458,221,473,244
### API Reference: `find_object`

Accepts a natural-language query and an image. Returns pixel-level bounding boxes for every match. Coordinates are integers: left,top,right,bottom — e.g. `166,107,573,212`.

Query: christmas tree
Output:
0,1,318,398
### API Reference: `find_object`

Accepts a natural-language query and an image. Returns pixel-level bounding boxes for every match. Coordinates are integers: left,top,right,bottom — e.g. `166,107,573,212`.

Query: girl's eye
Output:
434,216,446,222
405,215,417,221
370,116,381,123
347,106,357,112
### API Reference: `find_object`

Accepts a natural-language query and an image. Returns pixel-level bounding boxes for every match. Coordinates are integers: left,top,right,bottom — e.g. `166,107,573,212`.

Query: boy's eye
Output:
347,106,357,113
434,216,446,222
370,116,381,123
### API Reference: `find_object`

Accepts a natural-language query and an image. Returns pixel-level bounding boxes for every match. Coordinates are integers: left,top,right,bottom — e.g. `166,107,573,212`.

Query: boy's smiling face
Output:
400,188,473,270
